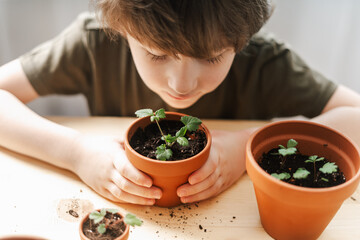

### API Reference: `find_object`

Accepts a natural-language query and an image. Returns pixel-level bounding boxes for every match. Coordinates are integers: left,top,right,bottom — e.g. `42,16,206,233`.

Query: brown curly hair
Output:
94,0,273,58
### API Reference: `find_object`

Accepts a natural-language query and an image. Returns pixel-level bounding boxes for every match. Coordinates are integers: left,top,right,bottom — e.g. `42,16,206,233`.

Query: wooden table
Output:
0,117,359,240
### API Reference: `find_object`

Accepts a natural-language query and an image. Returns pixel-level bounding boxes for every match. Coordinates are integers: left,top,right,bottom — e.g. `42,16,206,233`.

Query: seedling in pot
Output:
305,155,325,181
272,139,298,168
267,139,344,187
89,208,142,234
135,108,202,160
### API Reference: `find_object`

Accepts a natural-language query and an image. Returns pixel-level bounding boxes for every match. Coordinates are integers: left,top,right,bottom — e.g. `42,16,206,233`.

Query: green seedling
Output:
270,139,340,184
293,168,310,179
305,155,325,181
271,172,291,180
278,139,298,157
271,168,311,181
319,162,338,174
272,139,298,168
124,213,143,227
89,209,142,234
135,108,202,160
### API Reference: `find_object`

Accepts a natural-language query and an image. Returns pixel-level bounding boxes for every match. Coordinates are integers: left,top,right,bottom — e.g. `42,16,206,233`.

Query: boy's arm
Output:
0,59,161,205
312,85,360,145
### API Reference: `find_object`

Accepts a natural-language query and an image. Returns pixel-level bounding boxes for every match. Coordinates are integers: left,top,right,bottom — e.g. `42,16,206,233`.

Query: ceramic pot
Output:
124,112,212,207
79,209,130,240
246,120,360,240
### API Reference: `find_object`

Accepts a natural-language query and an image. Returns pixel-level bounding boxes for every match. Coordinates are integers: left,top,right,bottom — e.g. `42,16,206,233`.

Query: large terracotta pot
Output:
124,112,212,207
246,120,360,240
79,209,130,240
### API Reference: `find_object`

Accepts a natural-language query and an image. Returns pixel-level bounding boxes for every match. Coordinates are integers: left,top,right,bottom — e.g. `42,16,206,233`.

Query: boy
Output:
1,0,360,205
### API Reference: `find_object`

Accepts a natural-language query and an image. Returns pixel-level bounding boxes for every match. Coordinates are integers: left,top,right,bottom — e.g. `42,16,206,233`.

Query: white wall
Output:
0,0,90,116
1,0,360,116
264,0,360,90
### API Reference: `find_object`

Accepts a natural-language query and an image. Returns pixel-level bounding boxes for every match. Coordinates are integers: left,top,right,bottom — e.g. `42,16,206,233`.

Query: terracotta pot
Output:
246,120,360,240
124,112,212,207
79,209,130,240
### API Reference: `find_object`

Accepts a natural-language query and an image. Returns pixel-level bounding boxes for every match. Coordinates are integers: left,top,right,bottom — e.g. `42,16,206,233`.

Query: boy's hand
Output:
176,128,254,203
71,135,162,205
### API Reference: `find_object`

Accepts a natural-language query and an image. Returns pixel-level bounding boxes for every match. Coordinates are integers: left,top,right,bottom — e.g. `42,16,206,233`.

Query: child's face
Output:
127,35,236,109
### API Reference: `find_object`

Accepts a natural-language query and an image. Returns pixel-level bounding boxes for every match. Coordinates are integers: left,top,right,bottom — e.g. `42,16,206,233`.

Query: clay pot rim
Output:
79,209,130,240
246,120,360,193
124,111,212,164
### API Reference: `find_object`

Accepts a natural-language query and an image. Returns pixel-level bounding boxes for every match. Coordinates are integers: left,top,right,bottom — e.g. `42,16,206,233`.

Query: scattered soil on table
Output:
130,120,207,161
56,198,94,222
82,212,126,240
258,147,346,188
137,201,238,239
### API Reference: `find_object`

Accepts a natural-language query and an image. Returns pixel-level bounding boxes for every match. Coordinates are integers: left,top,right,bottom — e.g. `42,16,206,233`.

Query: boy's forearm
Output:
0,90,80,171
312,106,360,146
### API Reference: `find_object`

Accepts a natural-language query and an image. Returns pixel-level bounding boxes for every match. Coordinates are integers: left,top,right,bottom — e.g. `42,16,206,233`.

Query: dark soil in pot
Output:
259,147,346,188
82,212,126,240
130,120,207,161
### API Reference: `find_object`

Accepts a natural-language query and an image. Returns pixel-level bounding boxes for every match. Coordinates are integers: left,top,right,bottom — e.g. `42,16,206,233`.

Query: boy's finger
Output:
177,170,219,197
188,152,218,185
111,171,162,199
180,180,222,204
105,183,155,205
113,152,153,187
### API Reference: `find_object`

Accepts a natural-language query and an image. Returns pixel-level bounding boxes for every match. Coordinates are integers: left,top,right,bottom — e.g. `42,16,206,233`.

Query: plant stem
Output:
154,119,167,145
313,162,316,182
280,156,286,169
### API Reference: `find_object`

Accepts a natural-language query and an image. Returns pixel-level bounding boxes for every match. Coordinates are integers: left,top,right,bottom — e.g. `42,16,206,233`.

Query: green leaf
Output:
177,137,189,146
97,223,106,234
181,116,202,132
287,139,298,148
271,172,291,180
163,134,177,143
156,144,172,160
100,208,106,216
321,177,329,182
124,213,143,227
278,145,285,149
89,210,105,224
278,147,297,156
305,155,318,163
135,109,153,118
176,126,187,138
319,162,338,174
293,168,310,179
155,108,166,119
150,115,159,122
305,155,325,163
106,208,119,214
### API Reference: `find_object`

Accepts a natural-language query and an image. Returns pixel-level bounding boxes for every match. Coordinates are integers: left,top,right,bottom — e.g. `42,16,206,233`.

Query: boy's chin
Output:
163,98,197,110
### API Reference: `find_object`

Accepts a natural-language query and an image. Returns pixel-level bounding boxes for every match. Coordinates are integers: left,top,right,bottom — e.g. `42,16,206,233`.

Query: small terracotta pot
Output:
124,112,212,207
246,120,360,240
79,209,130,240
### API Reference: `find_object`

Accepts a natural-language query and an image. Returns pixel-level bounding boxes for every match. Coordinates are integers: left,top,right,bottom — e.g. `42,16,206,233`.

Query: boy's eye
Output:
147,52,167,62
206,54,224,64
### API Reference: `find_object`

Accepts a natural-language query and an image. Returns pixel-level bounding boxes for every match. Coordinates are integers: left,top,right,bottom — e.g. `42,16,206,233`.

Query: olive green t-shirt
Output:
19,12,337,119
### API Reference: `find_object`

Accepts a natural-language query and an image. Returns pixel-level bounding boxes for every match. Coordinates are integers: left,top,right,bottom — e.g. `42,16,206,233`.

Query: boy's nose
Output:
167,58,198,95
168,77,197,95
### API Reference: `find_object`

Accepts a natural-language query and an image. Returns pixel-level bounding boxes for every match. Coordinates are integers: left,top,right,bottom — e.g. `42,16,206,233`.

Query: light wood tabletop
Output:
0,117,359,240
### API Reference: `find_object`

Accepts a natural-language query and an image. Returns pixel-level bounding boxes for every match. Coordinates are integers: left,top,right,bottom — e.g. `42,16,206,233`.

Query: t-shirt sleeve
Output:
256,37,337,118
19,13,92,96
